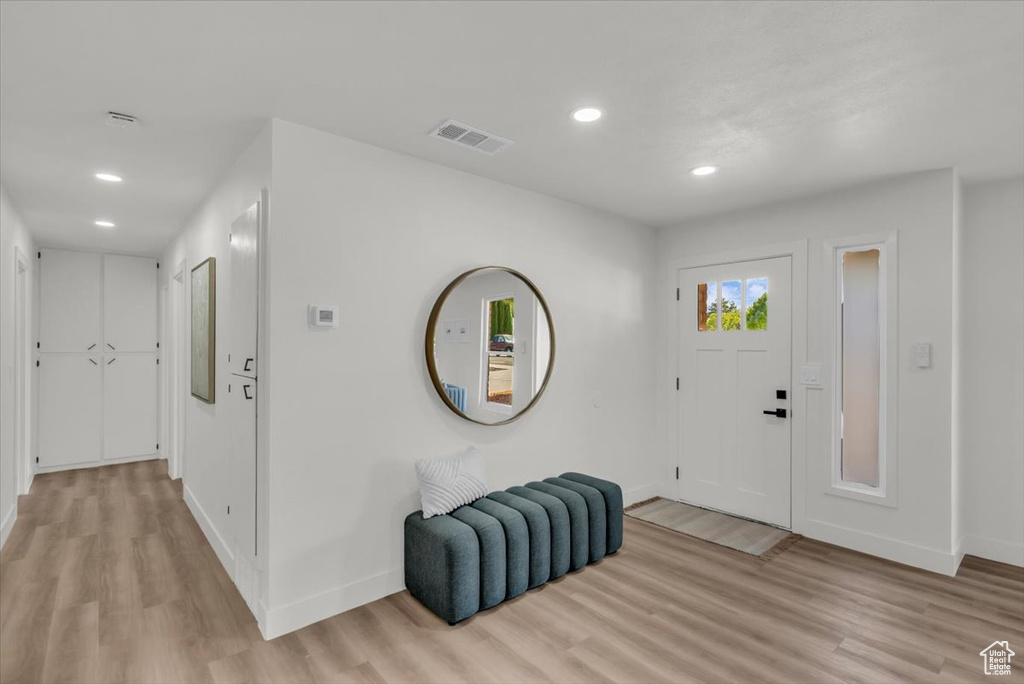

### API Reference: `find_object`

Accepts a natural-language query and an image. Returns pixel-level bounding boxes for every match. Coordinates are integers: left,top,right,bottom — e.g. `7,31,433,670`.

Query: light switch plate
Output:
914,342,931,369
800,364,824,388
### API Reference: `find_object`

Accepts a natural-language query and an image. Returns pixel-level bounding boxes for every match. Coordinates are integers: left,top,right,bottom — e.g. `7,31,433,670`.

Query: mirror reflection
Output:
427,267,554,425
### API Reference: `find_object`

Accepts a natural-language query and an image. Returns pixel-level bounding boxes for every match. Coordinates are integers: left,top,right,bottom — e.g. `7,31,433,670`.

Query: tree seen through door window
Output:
701,277,768,331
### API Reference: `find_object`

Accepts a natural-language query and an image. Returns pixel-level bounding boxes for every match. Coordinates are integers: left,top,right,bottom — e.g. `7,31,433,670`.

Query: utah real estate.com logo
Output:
979,641,1015,676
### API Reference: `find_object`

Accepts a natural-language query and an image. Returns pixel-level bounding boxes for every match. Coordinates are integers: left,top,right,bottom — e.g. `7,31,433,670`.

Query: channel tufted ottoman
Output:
404,472,623,624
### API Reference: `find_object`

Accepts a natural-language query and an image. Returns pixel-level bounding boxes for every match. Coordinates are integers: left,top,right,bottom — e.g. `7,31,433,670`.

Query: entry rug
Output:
625,497,801,558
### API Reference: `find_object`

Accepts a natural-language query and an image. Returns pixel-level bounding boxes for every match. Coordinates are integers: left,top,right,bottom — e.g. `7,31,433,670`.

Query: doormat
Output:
625,497,801,559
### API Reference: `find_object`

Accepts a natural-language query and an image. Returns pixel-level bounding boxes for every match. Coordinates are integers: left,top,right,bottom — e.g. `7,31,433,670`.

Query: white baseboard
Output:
623,483,658,507
34,452,159,476
963,534,1024,568
953,535,966,574
0,504,16,551
799,517,959,576
261,567,405,640
183,484,235,575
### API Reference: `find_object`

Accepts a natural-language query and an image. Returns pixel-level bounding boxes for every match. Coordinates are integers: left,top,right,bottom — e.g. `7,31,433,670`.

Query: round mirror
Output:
426,267,555,425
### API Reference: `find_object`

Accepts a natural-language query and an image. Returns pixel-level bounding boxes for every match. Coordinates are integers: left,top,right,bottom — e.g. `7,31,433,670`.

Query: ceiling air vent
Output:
429,119,512,155
105,111,139,129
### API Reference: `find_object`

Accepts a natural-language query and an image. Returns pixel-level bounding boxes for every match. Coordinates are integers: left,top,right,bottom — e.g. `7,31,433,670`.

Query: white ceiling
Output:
2,1,1022,254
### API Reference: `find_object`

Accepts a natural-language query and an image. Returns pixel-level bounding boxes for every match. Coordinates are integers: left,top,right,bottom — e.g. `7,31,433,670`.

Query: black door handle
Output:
107,357,117,365
107,343,116,350
763,408,787,418
243,357,254,372
243,384,253,400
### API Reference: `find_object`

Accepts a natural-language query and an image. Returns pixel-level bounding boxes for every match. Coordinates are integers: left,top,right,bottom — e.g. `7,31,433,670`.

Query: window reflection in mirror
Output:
486,298,514,406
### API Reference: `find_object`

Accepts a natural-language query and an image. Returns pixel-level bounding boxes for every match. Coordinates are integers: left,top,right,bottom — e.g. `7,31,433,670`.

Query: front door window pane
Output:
745,277,768,330
718,280,742,331
697,282,718,331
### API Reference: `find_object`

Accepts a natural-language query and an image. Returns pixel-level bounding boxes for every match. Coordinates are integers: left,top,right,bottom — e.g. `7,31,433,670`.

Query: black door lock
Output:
763,408,787,418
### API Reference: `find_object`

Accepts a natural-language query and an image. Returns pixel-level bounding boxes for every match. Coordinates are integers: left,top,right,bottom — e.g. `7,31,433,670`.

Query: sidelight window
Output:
828,234,896,506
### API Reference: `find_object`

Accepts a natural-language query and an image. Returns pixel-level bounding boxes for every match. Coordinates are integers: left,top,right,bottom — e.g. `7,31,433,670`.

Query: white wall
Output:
0,186,36,548
159,122,272,592
657,169,960,574
961,176,1024,566
262,119,658,637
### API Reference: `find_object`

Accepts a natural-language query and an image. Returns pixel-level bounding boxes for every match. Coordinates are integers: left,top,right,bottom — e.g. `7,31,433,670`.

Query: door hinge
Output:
36,341,40,349
227,505,231,514
36,360,39,367
157,262,160,269
37,251,41,259
676,287,680,301
156,342,160,348
156,358,160,365
676,467,679,480
229,233,232,244
676,377,679,390
156,443,159,450
36,456,39,464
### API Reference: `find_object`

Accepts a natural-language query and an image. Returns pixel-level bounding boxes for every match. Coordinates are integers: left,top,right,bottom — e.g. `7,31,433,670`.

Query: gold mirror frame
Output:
425,266,556,426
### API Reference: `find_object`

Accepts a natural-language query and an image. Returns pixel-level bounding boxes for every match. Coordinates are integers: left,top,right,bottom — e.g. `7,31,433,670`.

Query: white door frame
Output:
167,261,187,481
14,247,31,495
665,240,809,531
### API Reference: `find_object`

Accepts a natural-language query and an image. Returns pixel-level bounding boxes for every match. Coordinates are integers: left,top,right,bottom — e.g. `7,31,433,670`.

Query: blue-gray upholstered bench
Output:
404,472,623,624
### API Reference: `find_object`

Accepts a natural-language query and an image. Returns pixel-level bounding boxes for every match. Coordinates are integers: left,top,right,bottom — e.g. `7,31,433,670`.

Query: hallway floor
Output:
1,460,1022,683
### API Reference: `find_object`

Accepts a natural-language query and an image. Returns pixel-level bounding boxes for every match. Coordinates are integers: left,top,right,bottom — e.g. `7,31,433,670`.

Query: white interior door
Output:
228,376,257,558
104,254,158,352
104,354,158,460
39,249,101,353
228,203,259,377
677,256,792,527
38,355,102,467
229,201,260,562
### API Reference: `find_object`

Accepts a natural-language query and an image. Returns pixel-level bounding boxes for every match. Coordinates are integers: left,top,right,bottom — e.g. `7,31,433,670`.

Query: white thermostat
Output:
308,305,340,329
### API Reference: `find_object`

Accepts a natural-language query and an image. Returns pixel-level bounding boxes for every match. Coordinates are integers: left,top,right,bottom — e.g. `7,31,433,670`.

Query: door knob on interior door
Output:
763,408,787,418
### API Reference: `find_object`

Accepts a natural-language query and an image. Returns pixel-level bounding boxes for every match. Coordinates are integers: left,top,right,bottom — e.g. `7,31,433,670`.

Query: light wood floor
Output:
1,461,1022,684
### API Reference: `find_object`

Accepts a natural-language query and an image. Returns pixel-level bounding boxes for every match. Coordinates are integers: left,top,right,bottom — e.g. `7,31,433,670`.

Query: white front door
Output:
677,256,792,527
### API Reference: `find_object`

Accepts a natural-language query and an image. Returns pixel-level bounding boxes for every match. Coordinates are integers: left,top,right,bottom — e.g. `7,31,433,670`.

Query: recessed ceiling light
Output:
95,173,122,182
95,220,115,228
571,107,603,123
690,166,718,176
